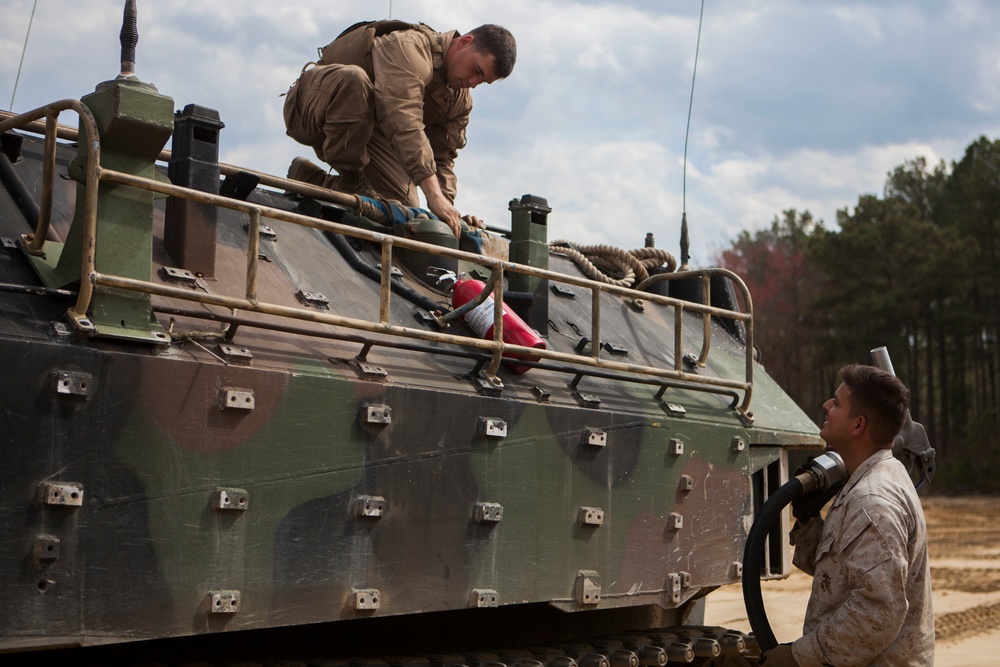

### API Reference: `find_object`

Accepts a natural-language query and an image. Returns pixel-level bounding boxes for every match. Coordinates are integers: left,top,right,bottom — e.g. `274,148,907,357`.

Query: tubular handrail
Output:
0,104,756,416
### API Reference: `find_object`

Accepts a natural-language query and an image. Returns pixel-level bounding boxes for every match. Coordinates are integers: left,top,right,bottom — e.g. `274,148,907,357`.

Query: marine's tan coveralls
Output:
283,22,472,207
789,449,934,666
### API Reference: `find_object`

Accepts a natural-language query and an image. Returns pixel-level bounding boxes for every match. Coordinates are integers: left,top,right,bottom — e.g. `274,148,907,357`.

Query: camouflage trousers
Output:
283,63,420,207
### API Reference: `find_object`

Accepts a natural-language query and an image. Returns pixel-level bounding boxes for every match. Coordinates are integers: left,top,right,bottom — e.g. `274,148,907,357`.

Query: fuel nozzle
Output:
870,346,936,488
794,450,847,495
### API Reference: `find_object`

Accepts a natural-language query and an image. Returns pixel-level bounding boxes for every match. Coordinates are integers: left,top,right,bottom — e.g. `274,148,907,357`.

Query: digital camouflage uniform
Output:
283,21,471,207
790,449,934,666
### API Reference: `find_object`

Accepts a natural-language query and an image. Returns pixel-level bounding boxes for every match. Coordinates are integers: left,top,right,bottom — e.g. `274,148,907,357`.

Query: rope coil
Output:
550,240,677,288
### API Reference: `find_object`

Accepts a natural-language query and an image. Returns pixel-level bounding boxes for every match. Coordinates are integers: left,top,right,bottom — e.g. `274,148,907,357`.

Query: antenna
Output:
8,0,40,112
679,0,705,270
119,0,139,77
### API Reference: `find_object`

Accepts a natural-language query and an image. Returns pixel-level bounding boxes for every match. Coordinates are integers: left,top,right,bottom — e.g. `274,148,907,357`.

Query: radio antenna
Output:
679,0,705,270
8,0,40,112
119,0,139,77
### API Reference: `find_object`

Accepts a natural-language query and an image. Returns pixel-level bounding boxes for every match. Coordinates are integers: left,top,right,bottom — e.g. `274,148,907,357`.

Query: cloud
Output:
2,0,999,268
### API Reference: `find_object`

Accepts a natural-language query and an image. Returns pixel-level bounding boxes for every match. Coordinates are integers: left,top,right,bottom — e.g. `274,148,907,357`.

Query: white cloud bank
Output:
2,0,998,265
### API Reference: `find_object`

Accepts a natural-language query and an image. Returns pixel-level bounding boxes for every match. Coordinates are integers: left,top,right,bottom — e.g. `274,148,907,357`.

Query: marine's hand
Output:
758,643,798,666
420,176,462,238
462,214,484,230
791,459,843,522
423,192,461,237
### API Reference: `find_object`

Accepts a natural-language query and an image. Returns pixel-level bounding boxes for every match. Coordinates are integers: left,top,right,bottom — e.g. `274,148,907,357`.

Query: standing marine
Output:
761,364,934,666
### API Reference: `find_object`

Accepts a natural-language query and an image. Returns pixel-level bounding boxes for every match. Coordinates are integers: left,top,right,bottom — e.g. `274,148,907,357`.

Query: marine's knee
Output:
336,64,371,87
317,65,372,99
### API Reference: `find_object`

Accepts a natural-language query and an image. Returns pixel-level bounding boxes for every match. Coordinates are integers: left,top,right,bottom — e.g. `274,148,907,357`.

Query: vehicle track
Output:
934,601,1000,644
44,625,761,667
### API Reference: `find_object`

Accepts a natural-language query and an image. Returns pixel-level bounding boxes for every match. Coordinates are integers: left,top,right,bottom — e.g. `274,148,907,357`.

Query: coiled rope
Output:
549,241,677,288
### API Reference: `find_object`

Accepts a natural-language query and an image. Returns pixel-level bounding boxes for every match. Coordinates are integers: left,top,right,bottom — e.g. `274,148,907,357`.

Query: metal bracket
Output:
375,263,404,280
218,387,255,411
478,417,508,439
531,386,551,402
354,495,386,518
576,570,601,606
362,404,392,425
159,266,199,286
669,438,685,456
244,222,277,241
206,590,241,615
470,374,504,397
213,488,249,511
53,371,94,399
662,402,687,418
731,436,746,453
349,359,388,382
471,588,499,608
668,512,683,530
679,474,694,492
352,588,381,610
574,392,601,409
602,342,629,357
579,507,605,526
580,427,607,447
551,284,577,299
40,482,84,507
297,290,330,309
413,310,439,327
34,534,60,562
666,573,682,603
474,501,504,524
217,344,253,366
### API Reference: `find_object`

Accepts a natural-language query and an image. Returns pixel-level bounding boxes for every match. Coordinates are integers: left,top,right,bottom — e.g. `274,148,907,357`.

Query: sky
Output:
2,0,999,266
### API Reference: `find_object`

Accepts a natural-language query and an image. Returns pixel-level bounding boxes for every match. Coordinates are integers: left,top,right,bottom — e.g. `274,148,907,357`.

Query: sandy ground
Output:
704,496,1000,666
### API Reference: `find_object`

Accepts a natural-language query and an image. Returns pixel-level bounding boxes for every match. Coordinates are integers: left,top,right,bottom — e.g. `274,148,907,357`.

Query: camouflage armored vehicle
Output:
0,4,824,664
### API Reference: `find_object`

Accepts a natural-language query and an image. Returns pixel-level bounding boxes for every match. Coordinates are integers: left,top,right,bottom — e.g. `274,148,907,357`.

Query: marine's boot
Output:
286,156,328,187
330,169,385,200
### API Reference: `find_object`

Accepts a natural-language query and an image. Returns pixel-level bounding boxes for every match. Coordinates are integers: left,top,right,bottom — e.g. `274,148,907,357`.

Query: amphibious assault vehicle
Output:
0,4,824,664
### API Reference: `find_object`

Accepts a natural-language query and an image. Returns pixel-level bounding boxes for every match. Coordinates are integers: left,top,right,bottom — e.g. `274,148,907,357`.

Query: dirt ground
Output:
704,496,1000,666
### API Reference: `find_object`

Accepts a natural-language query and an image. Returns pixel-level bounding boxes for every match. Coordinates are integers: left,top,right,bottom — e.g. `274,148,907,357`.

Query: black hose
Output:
0,151,40,228
0,282,77,299
742,475,807,652
324,231,442,313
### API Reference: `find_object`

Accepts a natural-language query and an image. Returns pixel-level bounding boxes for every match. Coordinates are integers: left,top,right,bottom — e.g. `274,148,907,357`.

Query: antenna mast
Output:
679,0,705,270
119,0,139,77
8,0,40,112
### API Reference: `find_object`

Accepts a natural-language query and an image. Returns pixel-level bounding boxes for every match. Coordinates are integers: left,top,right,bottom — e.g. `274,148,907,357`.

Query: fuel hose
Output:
742,451,846,652
325,230,442,313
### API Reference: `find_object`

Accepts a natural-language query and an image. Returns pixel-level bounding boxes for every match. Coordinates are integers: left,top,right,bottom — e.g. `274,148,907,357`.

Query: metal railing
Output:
0,105,756,417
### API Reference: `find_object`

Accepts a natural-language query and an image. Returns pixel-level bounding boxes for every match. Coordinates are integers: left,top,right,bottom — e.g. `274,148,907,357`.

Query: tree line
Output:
715,136,1000,494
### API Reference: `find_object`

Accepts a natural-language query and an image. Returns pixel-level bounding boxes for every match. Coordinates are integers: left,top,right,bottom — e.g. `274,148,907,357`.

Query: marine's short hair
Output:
468,24,516,79
840,364,910,444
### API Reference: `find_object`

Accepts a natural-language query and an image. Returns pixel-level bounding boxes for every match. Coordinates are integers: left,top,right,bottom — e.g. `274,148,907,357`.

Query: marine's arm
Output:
789,516,823,577
372,33,473,235
425,111,468,204
371,33,438,187
419,173,461,237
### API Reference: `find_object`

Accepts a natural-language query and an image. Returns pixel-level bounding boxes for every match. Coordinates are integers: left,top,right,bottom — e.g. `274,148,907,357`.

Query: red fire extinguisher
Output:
451,278,546,374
